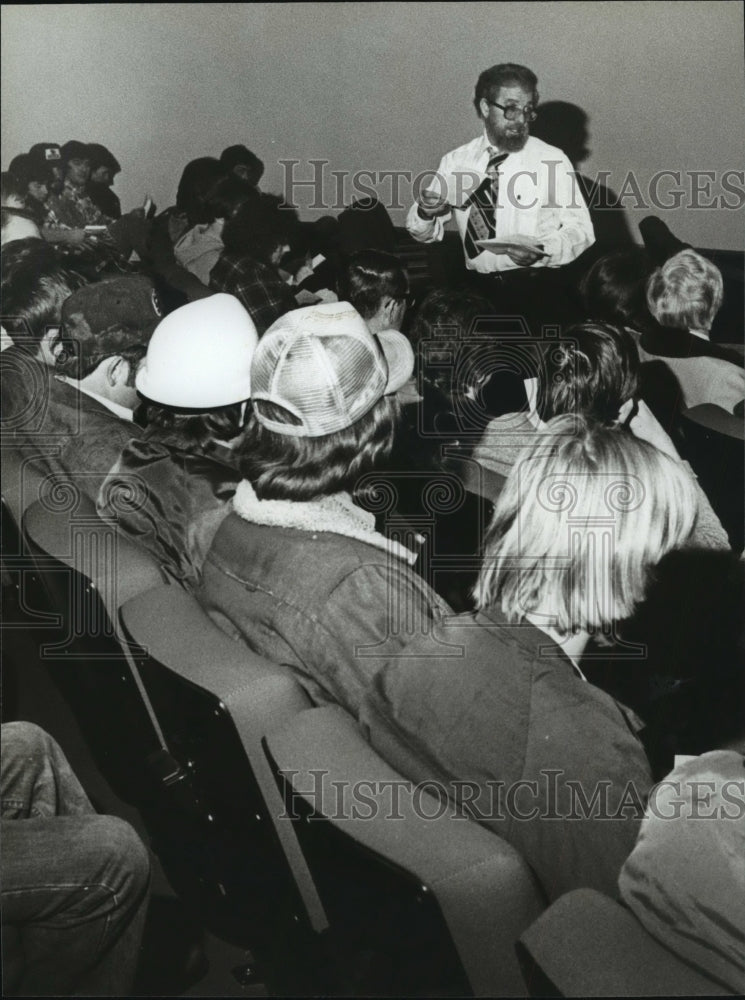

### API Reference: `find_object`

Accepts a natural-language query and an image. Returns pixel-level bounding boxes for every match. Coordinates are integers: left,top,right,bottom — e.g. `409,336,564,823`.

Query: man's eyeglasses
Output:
487,101,538,123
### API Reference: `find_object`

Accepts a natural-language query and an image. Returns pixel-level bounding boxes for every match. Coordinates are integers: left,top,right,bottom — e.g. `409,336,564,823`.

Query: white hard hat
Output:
136,293,259,408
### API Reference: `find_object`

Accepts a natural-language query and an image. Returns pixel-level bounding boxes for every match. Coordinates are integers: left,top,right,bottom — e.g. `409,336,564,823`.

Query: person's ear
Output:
479,97,490,119
107,356,130,387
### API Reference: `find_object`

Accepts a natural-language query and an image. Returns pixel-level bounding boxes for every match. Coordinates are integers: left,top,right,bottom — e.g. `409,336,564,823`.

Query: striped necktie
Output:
464,149,509,260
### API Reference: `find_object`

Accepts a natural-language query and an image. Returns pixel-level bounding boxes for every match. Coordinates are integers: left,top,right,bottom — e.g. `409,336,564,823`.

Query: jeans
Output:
1,722,150,996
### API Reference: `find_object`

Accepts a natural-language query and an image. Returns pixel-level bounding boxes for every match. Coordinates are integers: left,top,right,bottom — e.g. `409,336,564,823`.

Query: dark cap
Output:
60,140,91,164
87,143,121,175
220,144,263,173
59,275,163,372
28,142,61,163
8,152,54,187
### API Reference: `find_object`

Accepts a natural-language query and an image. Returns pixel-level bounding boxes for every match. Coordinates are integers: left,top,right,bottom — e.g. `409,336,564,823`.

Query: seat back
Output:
517,888,736,997
265,705,545,997
337,196,398,254
680,403,744,552
20,488,168,804
118,583,329,989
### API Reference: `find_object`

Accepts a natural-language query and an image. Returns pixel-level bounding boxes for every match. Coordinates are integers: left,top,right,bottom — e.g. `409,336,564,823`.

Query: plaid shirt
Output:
209,253,297,335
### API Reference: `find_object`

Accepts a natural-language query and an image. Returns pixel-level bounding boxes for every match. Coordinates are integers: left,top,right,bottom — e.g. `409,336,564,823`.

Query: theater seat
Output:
264,704,546,997
20,488,168,805
680,403,744,552
517,888,736,997
118,584,329,994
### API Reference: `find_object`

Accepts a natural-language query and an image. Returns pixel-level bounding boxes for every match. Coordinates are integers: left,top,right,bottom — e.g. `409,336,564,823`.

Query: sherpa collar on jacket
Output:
232,480,419,565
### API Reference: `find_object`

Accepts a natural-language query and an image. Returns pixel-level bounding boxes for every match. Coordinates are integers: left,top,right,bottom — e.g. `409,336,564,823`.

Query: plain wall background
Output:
2,1,744,249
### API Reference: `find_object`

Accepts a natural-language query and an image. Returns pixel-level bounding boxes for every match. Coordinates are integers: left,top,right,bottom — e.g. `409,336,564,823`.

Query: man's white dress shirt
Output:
406,134,594,273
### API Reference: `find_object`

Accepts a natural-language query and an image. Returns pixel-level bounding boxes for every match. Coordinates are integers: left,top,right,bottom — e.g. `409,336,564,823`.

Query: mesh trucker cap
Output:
252,301,414,437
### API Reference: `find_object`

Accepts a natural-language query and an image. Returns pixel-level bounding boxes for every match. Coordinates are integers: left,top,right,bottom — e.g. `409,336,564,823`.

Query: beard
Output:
498,125,529,152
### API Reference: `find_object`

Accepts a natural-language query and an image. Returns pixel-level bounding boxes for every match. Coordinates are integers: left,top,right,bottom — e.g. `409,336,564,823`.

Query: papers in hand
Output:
476,234,548,256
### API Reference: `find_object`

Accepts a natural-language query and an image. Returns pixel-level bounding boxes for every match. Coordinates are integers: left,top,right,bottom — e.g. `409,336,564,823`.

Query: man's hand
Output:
505,246,544,267
416,189,451,219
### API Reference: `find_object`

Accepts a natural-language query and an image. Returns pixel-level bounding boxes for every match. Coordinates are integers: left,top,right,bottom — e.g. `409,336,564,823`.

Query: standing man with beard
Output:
407,64,594,328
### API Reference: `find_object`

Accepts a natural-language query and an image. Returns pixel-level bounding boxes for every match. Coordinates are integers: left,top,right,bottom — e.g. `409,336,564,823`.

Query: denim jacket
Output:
196,481,454,717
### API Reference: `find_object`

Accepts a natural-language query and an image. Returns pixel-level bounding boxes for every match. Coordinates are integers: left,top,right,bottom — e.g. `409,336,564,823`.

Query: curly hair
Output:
646,249,723,334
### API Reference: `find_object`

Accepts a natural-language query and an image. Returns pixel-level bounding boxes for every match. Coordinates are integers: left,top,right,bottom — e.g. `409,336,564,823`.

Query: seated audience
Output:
99,294,258,589
45,140,112,231
173,174,254,285
473,322,730,550
642,249,744,414
143,157,226,304
579,247,655,335
361,415,700,903
1,173,43,245
4,275,161,500
336,250,409,336
27,142,63,194
86,143,122,220
619,750,745,994
1,721,150,996
197,301,450,717
219,144,264,189
209,193,299,333
0,238,89,365
7,153,53,222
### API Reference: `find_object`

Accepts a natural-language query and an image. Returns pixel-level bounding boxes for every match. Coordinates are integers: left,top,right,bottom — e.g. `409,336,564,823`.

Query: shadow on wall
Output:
532,101,633,252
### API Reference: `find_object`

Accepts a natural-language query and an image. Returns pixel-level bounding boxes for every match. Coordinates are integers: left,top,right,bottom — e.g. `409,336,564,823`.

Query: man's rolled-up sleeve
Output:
535,155,595,267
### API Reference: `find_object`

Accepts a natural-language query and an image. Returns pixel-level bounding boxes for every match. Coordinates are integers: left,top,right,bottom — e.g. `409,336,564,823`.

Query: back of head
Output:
202,173,256,224
221,192,300,264
219,145,264,187
646,249,723,334
175,157,226,226
239,301,414,499
1,238,88,349
337,250,408,320
580,248,655,331
537,322,640,424
474,414,699,633
86,143,121,177
409,287,495,398
55,274,162,379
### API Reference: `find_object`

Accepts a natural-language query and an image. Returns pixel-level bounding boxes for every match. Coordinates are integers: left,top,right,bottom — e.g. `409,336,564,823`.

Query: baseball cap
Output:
252,301,415,437
59,275,162,371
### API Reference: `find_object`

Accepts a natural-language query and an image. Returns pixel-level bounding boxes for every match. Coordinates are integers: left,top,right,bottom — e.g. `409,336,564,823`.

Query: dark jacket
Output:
196,481,453,717
360,608,654,903
1,354,140,502
98,440,241,589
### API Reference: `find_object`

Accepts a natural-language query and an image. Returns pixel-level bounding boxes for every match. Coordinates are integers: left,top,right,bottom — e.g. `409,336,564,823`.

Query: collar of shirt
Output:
56,376,134,421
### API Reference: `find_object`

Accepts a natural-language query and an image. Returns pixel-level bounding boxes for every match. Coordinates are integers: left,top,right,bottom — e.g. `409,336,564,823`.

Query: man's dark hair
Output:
220,145,264,186
175,157,226,226
55,340,147,382
1,239,89,350
87,143,121,176
337,250,408,320
536,322,640,424
237,395,400,501
203,174,257,223
221,193,300,265
473,63,539,114
8,154,54,189
139,401,245,451
580,249,656,333
60,140,91,166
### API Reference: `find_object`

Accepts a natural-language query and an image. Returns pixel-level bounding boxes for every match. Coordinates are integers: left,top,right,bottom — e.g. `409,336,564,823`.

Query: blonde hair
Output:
646,249,723,333
474,415,699,633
